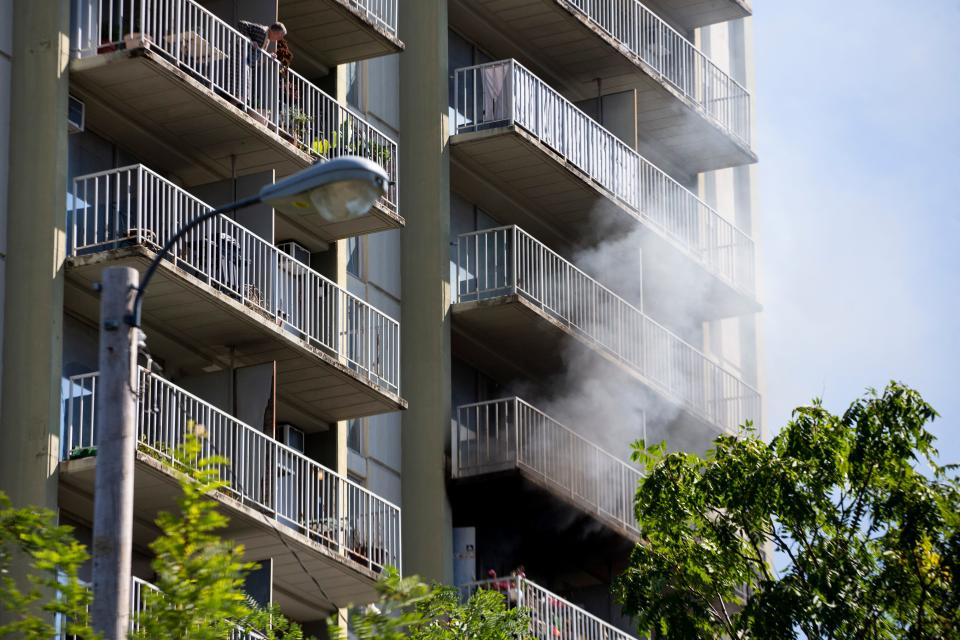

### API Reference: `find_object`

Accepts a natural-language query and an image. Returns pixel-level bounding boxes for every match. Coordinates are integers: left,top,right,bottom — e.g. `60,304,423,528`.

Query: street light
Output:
91,156,388,640
262,155,389,221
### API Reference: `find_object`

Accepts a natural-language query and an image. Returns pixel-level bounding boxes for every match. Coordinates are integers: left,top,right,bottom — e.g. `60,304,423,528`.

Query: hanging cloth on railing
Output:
481,64,508,123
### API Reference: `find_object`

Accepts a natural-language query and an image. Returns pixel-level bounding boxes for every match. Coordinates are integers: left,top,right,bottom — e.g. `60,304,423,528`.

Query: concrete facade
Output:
0,0,71,512
0,0,10,434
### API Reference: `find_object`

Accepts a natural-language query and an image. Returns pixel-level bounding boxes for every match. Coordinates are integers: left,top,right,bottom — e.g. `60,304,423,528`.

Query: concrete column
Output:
0,0,70,510
333,65,350,480
398,0,453,583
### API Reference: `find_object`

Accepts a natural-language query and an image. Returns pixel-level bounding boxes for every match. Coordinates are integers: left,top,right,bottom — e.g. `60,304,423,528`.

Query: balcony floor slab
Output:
449,0,757,175
58,453,381,619
68,46,402,244
280,0,404,75
451,126,760,318
65,246,406,425
646,0,751,30
452,466,641,543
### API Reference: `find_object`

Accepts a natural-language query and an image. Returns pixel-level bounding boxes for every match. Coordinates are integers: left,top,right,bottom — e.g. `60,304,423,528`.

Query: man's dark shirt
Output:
238,20,269,49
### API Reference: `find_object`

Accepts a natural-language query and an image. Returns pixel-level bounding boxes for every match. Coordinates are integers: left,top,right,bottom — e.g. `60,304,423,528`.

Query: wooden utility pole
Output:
91,266,140,639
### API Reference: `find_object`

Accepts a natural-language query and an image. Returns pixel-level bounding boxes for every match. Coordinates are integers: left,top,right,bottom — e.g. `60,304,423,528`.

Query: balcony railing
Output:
454,398,640,536
64,576,267,639
62,368,402,572
455,225,761,433
70,0,398,211
69,164,400,394
463,576,637,640
130,577,267,639
564,0,749,143
454,60,755,295
347,0,399,38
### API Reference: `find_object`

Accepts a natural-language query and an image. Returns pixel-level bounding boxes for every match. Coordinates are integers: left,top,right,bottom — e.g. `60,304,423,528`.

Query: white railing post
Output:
513,398,521,467
451,408,459,478
508,60,516,127
510,226,518,295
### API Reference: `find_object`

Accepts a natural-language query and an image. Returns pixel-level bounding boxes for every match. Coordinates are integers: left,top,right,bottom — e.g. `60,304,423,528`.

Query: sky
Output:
752,0,960,464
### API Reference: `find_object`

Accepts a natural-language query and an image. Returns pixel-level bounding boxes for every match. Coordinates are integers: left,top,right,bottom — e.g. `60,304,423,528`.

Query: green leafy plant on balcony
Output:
282,107,311,148
309,120,392,168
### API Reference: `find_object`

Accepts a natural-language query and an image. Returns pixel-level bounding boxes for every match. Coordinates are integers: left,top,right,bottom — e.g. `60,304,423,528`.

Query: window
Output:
346,62,364,111
448,30,495,132
347,418,365,454
347,236,362,277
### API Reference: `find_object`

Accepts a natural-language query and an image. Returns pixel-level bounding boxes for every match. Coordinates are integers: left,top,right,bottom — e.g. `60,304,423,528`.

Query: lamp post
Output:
90,157,388,639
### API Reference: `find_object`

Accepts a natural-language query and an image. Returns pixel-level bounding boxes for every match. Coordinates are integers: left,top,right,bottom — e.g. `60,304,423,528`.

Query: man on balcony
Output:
238,20,287,55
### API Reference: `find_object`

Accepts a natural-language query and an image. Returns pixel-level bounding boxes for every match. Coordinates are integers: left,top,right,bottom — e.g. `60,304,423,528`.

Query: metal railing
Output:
62,369,402,572
131,577,268,639
70,0,398,212
453,398,641,536
463,576,637,640
563,0,750,143
453,60,755,296
63,576,267,638
455,225,761,433
344,0,399,38
69,164,400,394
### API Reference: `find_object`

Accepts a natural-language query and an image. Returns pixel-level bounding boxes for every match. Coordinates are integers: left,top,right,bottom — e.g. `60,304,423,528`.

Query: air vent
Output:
277,240,311,266
68,95,85,134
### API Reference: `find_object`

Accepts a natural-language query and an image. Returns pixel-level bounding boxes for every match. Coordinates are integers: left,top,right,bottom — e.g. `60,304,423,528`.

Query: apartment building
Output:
0,0,761,637
2,0,405,634
400,1,762,636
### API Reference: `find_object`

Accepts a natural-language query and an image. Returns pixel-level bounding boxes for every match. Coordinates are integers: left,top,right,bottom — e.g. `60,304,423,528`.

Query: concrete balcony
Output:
60,369,401,616
279,0,403,75
449,2,755,174
69,0,401,244
648,0,752,31
463,576,638,640
453,226,761,436
452,60,757,317
453,398,641,541
67,165,405,423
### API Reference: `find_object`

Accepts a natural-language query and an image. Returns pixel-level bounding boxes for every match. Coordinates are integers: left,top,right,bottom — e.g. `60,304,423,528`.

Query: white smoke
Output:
514,207,730,464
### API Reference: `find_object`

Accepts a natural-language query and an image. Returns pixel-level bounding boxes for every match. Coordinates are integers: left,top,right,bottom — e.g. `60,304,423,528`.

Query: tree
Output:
131,427,296,639
2,425,527,640
614,382,959,639
337,567,531,640
0,492,94,639
0,427,307,640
